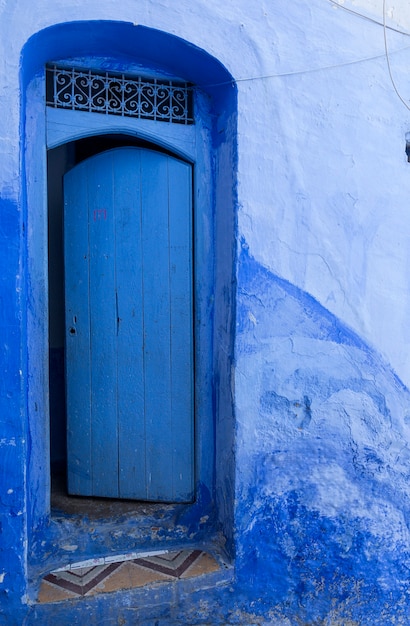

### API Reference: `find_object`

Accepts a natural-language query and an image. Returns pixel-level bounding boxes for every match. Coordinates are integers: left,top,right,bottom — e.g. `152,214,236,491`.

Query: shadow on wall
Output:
234,240,410,625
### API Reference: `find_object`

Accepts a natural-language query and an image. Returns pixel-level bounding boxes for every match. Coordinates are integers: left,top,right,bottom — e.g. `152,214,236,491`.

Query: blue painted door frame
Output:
64,147,194,502
23,32,236,550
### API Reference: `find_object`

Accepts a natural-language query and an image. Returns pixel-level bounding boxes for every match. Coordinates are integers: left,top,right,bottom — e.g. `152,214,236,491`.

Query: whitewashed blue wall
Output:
1,0,410,382
2,1,410,623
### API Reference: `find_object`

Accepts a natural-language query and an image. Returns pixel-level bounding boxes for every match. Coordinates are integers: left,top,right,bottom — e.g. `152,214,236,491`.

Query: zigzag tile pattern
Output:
38,549,220,603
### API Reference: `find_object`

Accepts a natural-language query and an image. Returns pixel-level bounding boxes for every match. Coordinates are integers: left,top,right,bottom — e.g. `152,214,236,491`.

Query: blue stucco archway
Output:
21,21,237,584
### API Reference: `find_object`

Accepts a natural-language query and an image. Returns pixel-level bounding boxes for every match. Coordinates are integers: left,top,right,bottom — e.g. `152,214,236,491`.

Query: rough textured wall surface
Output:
2,0,410,624
235,245,410,624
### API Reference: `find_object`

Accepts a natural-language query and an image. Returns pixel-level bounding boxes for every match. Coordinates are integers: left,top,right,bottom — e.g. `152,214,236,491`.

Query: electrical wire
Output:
382,0,410,111
328,0,410,36
329,0,410,111
199,1,410,92
199,45,410,89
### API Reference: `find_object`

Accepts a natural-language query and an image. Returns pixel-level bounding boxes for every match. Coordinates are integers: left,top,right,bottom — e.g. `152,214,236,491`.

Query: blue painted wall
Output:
234,244,410,624
2,0,410,624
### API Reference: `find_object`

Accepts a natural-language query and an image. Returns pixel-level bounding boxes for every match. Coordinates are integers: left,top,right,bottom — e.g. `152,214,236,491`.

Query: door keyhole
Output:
69,327,76,336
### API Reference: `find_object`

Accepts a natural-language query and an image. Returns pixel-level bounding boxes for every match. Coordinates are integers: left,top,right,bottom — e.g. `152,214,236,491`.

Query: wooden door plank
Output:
141,151,173,501
87,152,119,498
64,164,92,495
168,157,194,501
114,149,147,499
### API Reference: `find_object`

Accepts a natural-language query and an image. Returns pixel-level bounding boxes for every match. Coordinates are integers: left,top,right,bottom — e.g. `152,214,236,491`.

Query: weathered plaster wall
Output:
236,1,410,388
235,246,410,624
2,0,410,623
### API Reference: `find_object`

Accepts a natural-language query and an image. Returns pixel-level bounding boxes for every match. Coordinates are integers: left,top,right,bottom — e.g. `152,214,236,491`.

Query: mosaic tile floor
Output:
38,549,220,603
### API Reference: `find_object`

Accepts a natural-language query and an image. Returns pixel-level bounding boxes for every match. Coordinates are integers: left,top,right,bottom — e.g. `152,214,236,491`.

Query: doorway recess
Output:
49,136,195,506
23,22,237,581
48,135,193,508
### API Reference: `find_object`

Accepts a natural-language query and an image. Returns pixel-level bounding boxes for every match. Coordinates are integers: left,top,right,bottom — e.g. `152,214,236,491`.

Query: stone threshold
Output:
37,547,230,603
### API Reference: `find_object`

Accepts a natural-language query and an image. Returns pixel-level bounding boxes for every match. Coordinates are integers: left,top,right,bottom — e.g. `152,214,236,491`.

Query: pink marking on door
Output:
93,209,107,221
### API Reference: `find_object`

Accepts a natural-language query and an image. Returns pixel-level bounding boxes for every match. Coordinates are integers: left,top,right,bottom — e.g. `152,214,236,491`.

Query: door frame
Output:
49,110,207,489
27,78,214,519
22,24,237,573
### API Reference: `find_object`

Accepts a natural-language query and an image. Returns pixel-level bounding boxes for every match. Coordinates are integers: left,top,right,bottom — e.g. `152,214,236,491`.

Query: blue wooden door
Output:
64,147,194,502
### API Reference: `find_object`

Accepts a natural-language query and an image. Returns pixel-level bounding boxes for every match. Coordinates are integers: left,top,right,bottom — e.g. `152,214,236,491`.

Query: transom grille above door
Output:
46,65,194,124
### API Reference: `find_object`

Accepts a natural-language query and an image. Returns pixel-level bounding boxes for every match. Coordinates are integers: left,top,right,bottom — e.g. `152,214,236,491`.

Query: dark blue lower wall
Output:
0,198,27,621
233,243,410,624
5,235,410,624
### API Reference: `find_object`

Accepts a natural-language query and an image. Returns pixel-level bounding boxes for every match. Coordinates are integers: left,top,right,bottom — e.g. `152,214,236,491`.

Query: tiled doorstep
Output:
37,548,227,604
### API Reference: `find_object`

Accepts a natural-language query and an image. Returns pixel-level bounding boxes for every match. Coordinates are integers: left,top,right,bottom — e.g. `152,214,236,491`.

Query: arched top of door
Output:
63,134,193,169
21,21,237,109
22,21,237,159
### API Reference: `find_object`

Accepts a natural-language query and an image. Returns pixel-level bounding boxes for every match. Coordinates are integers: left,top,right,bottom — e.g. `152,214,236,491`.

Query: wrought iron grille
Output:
46,65,194,125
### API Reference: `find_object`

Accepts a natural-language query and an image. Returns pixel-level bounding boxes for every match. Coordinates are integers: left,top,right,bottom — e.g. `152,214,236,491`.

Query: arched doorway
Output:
22,22,237,568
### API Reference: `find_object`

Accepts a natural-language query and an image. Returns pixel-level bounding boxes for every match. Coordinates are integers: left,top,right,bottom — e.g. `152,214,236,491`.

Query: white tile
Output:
52,549,171,573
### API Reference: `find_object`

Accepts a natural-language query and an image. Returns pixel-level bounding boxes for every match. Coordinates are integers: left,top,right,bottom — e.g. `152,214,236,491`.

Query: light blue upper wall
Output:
235,1,410,387
1,0,410,383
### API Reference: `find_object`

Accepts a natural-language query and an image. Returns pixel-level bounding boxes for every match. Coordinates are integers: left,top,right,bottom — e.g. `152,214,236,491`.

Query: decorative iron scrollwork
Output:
46,65,194,125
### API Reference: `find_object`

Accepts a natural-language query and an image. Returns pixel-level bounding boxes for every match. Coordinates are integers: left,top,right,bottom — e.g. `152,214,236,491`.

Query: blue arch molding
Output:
20,19,238,600
21,21,235,105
